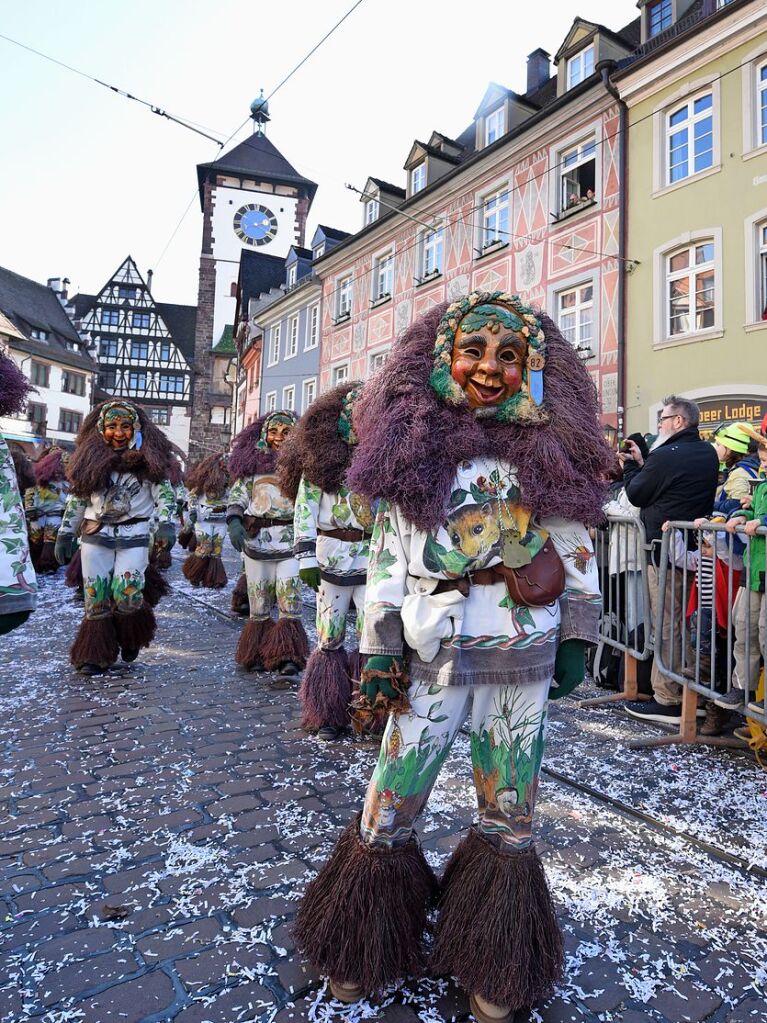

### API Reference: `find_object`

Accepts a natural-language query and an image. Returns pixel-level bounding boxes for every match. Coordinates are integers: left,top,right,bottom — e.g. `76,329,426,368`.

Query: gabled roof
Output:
212,325,235,355
314,225,351,244
238,250,286,308
404,139,463,170
367,177,406,198
197,133,318,209
286,246,313,264
0,265,95,372
555,16,639,61
157,302,197,363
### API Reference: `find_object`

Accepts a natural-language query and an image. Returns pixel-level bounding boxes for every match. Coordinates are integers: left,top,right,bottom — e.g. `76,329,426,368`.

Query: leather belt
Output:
432,567,500,597
318,527,369,543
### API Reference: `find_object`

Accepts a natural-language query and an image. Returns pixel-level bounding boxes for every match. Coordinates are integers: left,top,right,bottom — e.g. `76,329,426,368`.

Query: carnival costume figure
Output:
182,453,231,589
296,293,611,1021
55,400,177,675
278,383,375,740
0,351,37,636
227,410,309,681
26,445,69,574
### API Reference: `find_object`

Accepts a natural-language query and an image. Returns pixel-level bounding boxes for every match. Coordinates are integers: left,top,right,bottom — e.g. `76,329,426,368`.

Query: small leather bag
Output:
496,537,565,607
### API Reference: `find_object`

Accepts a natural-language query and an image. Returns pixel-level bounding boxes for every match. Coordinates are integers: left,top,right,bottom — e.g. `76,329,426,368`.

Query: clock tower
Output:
188,95,317,458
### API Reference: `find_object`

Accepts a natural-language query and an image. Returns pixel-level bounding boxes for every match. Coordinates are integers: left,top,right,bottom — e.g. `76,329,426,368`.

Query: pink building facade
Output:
314,16,641,434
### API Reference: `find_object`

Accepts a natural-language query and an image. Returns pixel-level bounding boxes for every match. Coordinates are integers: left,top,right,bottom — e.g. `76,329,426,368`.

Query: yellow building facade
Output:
618,0,767,437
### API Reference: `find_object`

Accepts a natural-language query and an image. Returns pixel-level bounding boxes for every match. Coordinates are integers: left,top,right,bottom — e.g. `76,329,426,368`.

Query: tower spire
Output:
250,89,270,136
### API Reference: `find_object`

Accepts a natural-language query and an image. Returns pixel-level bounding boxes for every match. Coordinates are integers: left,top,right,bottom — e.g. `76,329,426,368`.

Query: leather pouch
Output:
497,537,565,607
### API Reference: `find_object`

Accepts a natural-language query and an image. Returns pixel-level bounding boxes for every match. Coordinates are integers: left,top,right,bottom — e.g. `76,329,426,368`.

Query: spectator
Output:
619,396,719,723
711,423,761,518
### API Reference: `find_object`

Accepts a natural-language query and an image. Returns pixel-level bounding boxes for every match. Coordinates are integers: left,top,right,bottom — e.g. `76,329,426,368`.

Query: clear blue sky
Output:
0,0,637,306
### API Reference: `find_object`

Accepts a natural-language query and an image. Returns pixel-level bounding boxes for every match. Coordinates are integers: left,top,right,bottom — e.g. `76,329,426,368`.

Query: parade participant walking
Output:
54,399,177,675
278,383,375,740
296,292,609,1021
181,453,231,589
227,411,309,684
0,350,37,635
26,445,69,574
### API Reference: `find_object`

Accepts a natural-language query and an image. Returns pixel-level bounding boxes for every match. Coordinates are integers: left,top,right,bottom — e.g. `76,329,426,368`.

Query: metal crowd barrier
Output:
580,513,653,709
630,519,766,751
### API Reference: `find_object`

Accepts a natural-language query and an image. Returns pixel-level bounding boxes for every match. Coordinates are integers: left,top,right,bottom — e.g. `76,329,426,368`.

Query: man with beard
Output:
620,395,718,724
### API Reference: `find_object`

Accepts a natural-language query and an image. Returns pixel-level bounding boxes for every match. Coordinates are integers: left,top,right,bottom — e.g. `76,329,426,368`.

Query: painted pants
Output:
316,581,366,650
361,676,550,852
192,520,226,558
243,554,302,621
81,537,149,618
29,512,62,547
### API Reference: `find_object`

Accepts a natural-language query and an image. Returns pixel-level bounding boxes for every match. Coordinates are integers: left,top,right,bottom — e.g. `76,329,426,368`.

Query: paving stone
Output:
137,916,220,961
38,949,141,1005
274,953,322,996
648,979,723,1021
726,998,767,1022
74,969,177,1022
173,983,276,1021
174,943,271,990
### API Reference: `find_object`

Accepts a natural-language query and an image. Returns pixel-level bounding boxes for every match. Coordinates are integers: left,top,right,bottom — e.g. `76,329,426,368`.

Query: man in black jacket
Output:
619,395,719,724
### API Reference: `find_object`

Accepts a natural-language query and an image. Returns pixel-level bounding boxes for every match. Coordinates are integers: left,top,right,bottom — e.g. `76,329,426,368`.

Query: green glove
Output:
359,655,406,703
550,639,587,700
228,516,247,553
299,566,320,591
54,532,75,566
156,523,176,550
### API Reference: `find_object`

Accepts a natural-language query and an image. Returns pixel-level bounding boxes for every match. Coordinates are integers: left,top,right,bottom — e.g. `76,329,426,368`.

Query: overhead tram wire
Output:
151,0,369,270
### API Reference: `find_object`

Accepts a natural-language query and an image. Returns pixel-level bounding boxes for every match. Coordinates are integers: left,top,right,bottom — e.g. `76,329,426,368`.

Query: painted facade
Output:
618,0,767,436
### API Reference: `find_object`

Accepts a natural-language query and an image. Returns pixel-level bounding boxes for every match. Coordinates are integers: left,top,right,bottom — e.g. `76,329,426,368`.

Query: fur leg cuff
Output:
64,548,83,589
235,617,274,669
114,603,157,652
182,553,209,586
295,814,439,992
299,647,351,730
201,555,227,589
231,572,249,614
143,563,170,607
261,616,309,670
70,614,119,669
38,540,59,574
431,828,563,1010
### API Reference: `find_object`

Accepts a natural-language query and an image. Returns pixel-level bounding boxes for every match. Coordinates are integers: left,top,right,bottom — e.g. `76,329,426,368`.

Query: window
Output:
265,391,277,413
337,276,353,318
370,350,388,374
287,265,297,287
62,371,86,396
28,402,46,427
313,244,325,259
99,368,117,390
411,163,426,194
283,385,295,411
372,252,394,301
58,409,82,434
421,227,444,278
480,188,509,249
30,361,49,387
666,92,713,184
118,285,137,301
567,44,594,90
148,407,170,425
130,339,149,360
132,312,150,329
29,328,49,341
100,338,118,359
287,316,299,359
560,139,596,213
647,0,672,37
302,377,316,411
485,107,505,146
268,324,280,365
158,373,185,395
365,199,379,225
159,341,172,362
333,364,349,386
306,305,320,349
101,309,120,326
666,241,716,337
759,222,767,319
128,371,147,392
557,284,594,352
759,62,767,147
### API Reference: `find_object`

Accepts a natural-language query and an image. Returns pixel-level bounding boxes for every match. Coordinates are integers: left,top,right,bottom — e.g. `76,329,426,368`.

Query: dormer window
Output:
567,44,594,90
29,328,49,341
365,199,379,225
411,164,426,195
313,244,325,259
287,264,297,287
647,0,672,37
485,106,505,146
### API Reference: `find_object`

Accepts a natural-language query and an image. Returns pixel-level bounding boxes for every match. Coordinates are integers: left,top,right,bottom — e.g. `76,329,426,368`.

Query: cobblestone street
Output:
1,549,766,1023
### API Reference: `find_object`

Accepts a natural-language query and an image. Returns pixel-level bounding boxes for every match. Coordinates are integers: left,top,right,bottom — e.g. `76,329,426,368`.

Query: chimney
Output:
526,48,551,93
47,277,69,304
147,269,154,293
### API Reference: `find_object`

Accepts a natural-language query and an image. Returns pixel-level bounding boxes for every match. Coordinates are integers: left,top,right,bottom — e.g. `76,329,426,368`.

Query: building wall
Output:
259,289,322,415
316,94,623,426
623,9,767,434
239,341,262,427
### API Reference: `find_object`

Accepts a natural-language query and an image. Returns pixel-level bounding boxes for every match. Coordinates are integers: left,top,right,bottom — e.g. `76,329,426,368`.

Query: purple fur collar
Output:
229,415,277,478
347,302,612,531
0,351,31,418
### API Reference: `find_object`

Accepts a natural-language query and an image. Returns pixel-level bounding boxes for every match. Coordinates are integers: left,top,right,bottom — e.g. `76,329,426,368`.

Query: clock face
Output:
233,203,279,246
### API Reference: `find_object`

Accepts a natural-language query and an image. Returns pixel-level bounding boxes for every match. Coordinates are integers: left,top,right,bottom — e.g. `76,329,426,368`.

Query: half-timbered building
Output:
69,257,196,455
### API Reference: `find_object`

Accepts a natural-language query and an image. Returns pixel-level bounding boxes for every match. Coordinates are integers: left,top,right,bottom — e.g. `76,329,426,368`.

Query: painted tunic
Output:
189,490,230,522
228,474,294,560
25,479,68,518
293,476,373,584
361,455,601,687
0,435,38,614
60,474,176,546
